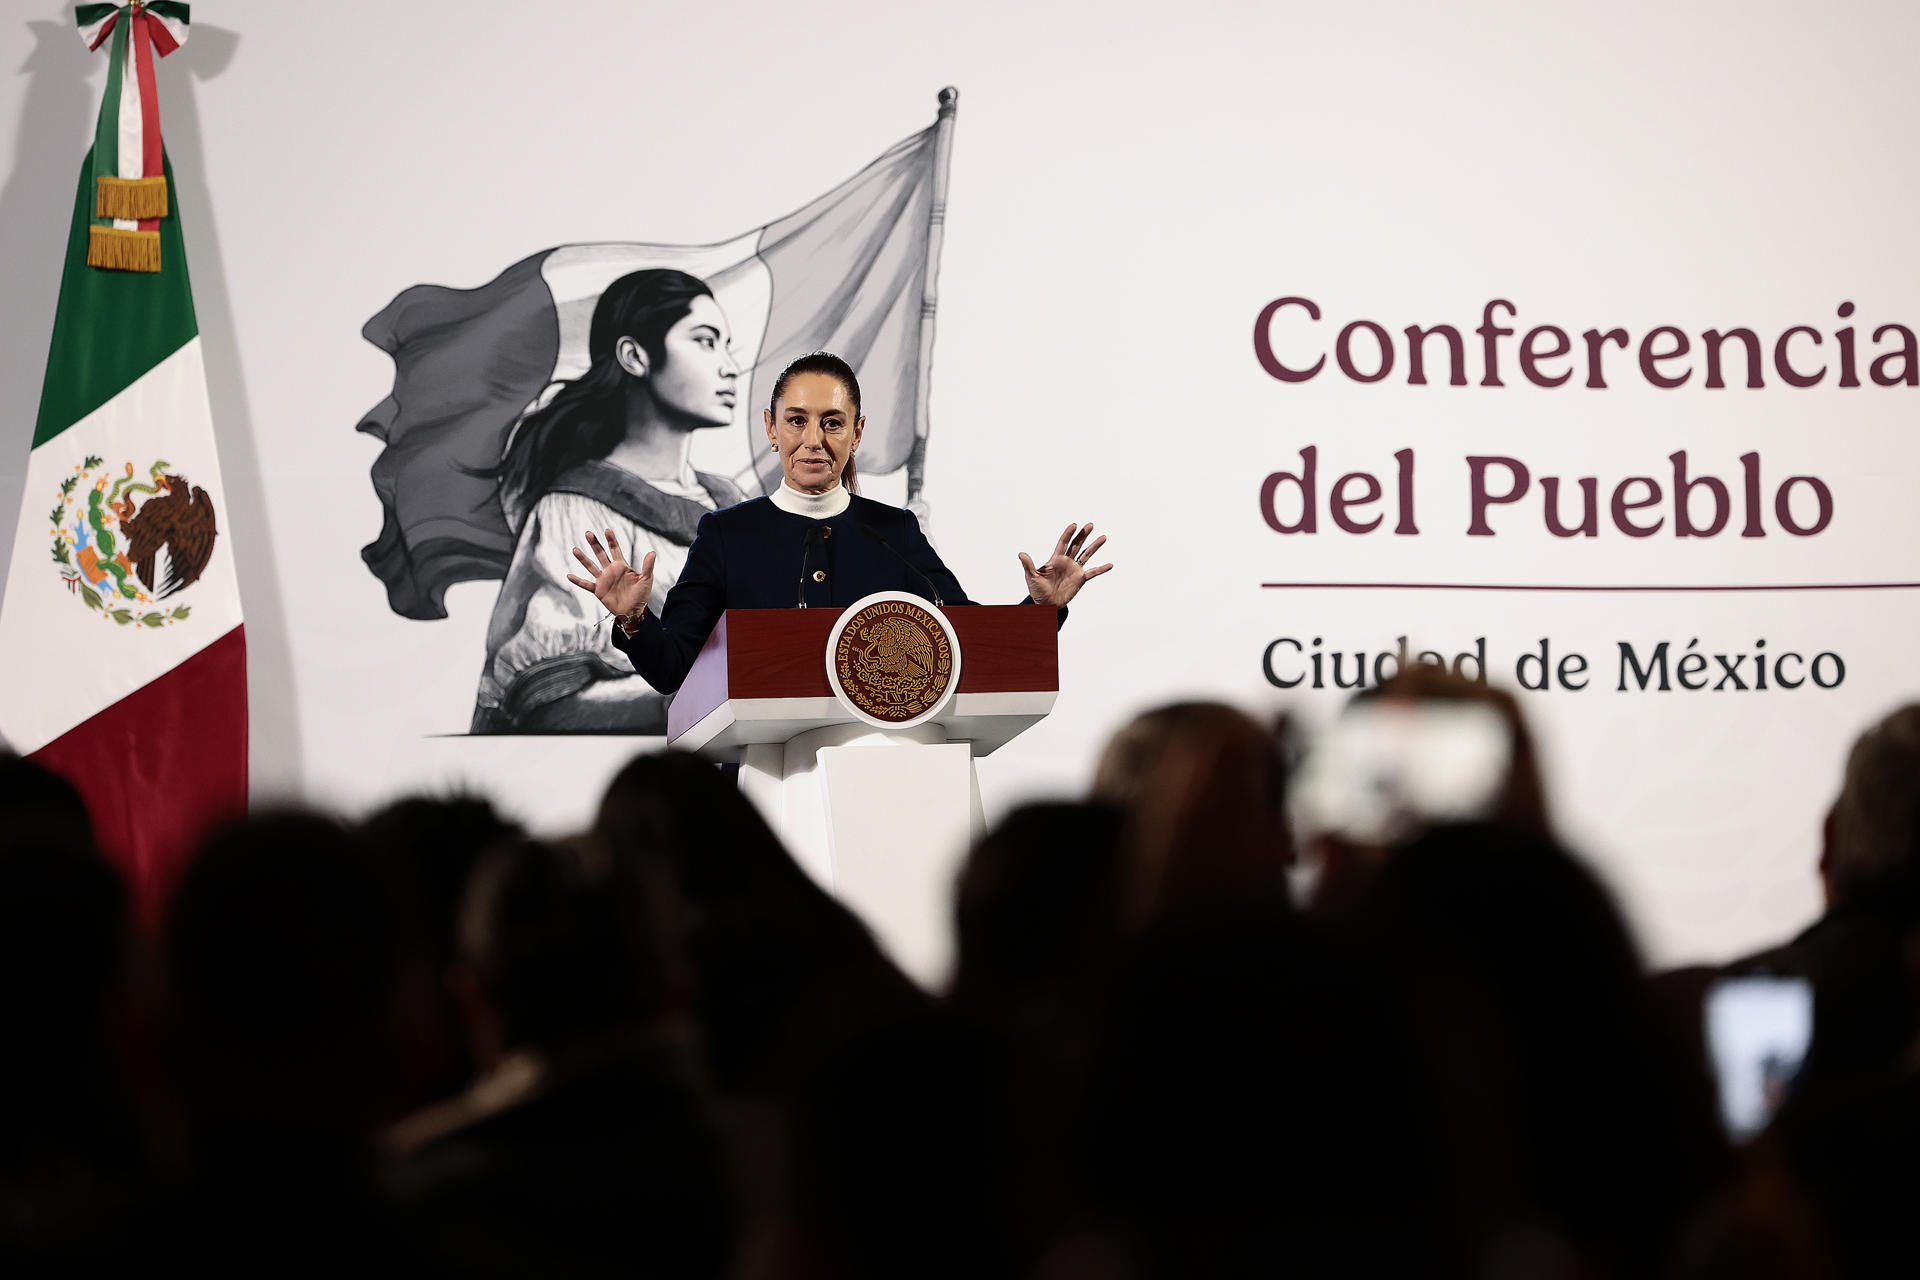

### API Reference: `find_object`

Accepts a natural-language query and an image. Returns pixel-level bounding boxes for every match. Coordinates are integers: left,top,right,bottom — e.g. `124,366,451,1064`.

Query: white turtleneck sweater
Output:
769,478,851,519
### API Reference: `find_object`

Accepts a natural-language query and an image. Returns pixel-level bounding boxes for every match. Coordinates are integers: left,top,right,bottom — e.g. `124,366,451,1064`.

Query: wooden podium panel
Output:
666,605,1059,761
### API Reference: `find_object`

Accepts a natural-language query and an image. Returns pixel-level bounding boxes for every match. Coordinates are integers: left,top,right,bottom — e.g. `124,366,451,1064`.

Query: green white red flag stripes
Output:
0,1,243,912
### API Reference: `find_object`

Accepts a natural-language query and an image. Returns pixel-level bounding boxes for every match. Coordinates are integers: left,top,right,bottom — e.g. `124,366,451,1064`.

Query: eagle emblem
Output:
830,596,957,724
50,458,217,629
854,615,938,687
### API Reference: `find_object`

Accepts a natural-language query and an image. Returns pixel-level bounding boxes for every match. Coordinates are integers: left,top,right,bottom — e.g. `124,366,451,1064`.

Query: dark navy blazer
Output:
611,494,1062,694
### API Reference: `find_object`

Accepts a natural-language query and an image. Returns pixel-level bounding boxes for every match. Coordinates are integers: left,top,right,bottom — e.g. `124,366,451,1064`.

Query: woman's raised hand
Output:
1019,522,1112,608
566,528,655,619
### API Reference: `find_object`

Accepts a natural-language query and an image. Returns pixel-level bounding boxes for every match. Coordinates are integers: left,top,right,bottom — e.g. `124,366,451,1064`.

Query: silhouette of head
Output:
1825,703,1920,921
163,811,398,1154
457,836,659,1058
1091,701,1294,924
951,801,1126,1008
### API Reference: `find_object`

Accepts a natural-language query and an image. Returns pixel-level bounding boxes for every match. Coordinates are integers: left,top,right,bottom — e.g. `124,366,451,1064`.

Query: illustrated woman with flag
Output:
359,91,982,737
471,269,747,734
564,352,1114,696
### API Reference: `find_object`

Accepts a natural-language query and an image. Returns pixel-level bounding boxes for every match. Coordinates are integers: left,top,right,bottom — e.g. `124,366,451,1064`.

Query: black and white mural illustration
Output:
356,90,958,735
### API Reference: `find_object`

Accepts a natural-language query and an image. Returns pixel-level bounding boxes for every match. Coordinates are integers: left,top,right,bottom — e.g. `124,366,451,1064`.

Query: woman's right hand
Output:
566,528,654,619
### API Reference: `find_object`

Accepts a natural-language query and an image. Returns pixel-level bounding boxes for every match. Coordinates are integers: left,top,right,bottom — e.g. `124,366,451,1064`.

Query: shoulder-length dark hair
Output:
499,269,713,521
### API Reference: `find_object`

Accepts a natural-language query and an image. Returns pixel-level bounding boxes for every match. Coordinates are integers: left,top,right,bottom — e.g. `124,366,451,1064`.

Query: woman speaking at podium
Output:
565,352,1113,697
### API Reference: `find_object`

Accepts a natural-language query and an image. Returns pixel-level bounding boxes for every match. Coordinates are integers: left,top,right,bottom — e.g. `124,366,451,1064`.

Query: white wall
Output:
4,0,1918,965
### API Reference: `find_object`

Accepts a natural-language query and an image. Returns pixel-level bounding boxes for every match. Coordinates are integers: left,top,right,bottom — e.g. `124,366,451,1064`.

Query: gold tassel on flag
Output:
87,225,162,273
80,3,190,274
95,174,169,220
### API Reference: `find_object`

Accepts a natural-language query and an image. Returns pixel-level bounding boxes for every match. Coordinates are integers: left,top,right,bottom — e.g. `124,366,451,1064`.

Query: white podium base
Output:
738,723,984,987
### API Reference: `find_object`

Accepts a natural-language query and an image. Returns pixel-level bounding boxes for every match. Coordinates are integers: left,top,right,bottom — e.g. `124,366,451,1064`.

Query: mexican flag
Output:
359,89,959,620
0,2,245,909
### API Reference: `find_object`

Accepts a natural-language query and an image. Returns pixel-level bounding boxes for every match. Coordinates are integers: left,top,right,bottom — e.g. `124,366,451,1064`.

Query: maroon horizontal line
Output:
1259,581,1920,593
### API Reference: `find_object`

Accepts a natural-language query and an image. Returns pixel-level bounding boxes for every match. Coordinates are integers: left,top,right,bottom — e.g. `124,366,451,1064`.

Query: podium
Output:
666,598,1058,984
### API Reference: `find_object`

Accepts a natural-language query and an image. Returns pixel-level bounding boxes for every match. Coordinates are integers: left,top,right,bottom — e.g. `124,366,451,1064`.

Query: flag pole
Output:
906,86,958,509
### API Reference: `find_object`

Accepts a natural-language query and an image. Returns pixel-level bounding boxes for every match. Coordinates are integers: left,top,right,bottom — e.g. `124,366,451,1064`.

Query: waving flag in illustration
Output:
358,90,960,622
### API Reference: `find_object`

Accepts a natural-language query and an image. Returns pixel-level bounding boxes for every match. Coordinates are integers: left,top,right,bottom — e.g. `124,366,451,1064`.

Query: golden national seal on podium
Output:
827,592,959,726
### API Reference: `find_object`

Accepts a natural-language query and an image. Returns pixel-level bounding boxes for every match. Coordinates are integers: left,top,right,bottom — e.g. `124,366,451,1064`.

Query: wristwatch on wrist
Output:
615,604,647,636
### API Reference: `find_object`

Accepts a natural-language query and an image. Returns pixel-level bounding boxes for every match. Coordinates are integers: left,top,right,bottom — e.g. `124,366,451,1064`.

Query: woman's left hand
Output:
1020,523,1112,608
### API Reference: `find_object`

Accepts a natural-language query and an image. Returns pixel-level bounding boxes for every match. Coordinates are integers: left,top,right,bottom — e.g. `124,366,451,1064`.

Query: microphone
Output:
795,523,821,609
861,523,944,606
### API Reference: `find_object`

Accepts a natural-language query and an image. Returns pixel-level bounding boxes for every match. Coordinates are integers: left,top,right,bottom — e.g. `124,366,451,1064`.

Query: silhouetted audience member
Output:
1090,701,1293,925
0,761,139,1268
1301,665,1553,918
0,750,96,843
950,801,1127,1015
946,802,1129,1262
389,836,732,1279
1067,906,1456,1279
1359,823,1730,1280
1732,705,1920,1279
1770,1064,1920,1280
361,794,525,1114
745,1004,1017,1280
1731,705,1920,1080
1365,664,1553,834
155,810,418,1271
595,751,918,1095
594,752,924,1272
